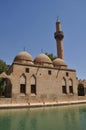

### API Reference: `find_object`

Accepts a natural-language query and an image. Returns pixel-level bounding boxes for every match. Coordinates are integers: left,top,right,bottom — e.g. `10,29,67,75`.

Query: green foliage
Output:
0,59,9,74
45,53,57,61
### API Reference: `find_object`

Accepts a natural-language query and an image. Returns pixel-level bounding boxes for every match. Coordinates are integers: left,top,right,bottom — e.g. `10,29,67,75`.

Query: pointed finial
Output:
57,16,59,20
23,47,26,51
56,16,60,23
41,49,43,53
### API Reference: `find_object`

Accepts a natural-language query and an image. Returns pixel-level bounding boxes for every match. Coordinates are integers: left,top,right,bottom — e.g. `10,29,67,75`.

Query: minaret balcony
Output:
54,31,64,40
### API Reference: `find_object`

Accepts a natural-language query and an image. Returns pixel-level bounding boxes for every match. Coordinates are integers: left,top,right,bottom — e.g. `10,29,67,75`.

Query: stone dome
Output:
34,53,53,67
13,51,33,65
53,58,67,68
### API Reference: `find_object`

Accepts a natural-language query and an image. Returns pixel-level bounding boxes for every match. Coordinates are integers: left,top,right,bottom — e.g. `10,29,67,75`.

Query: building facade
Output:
0,20,79,103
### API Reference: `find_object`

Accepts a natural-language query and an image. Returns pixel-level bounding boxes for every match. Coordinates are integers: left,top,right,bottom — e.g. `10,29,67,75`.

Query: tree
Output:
0,59,9,74
45,53,57,61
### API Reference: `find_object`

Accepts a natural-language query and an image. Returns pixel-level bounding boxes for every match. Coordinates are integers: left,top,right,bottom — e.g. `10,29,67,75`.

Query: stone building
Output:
0,20,78,103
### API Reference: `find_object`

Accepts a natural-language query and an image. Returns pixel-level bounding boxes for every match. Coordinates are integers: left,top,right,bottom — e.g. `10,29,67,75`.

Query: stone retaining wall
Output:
0,96,86,105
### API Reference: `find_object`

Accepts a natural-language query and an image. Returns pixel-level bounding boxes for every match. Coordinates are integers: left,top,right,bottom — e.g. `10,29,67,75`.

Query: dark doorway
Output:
78,84,85,96
31,85,36,94
0,78,12,98
0,78,6,97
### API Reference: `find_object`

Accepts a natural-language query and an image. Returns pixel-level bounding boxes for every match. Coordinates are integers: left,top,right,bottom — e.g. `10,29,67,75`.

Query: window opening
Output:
31,85,36,94
20,84,26,94
66,72,69,76
62,86,67,94
48,70,51,75
69,86,73,93
26,68,29,73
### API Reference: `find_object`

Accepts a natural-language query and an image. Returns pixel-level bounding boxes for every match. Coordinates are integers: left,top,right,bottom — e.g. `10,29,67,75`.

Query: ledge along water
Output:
0,100,86,109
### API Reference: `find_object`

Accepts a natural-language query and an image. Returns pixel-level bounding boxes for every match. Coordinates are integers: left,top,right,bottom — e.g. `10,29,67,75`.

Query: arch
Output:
30,75,36,95
69,79,73,94
20,74,26,94
30,75,36,84
69,79,73,86
62,77,66,86
78,83,85,96
0,77,12,98
5,78,12,98
62,78,67,94
0,72,8,79
20,74,26,84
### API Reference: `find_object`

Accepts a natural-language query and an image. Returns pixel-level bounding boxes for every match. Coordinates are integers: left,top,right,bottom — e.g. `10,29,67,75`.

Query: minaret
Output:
54,19,64,59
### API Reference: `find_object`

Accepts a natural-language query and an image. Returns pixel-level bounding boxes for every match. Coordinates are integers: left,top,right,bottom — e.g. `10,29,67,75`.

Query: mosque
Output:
0,19,85,104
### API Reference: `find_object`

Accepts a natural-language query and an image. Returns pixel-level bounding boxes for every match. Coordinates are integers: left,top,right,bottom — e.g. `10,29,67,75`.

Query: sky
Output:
0,0,86,79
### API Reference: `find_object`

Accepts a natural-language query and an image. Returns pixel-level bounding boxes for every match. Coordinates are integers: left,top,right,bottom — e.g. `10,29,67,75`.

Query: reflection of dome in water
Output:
53,58,67,68
13,51,33,65
34,53,53,67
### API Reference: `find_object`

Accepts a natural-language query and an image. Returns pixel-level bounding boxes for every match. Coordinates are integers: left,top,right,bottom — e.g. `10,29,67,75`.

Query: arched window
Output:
30,75,36,95
69,79,73,94
20,74,26,94
62,78,67,94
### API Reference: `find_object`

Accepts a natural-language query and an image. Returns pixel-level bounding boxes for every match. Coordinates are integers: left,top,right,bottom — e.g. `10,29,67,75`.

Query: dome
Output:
53,58,67,68
34,53,53,67
13,51,33,65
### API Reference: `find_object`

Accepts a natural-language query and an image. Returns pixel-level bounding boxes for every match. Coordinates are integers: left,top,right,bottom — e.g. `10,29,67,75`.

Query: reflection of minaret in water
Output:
54,19,64,59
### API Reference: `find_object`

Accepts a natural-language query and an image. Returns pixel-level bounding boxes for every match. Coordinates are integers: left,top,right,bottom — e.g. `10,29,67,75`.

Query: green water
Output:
0,105,86,130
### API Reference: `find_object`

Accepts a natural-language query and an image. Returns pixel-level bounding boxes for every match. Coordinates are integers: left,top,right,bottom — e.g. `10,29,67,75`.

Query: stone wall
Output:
11,64,77,99
0,95,86,105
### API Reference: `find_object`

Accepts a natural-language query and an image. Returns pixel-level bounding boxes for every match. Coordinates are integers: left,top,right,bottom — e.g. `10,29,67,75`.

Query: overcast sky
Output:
0,0,86,79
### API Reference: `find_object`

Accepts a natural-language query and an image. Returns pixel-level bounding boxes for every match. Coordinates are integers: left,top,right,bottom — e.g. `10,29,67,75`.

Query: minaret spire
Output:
54,19,64,59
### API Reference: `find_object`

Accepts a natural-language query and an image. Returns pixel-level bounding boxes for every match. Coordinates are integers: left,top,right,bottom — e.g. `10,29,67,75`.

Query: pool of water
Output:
0,104,86,130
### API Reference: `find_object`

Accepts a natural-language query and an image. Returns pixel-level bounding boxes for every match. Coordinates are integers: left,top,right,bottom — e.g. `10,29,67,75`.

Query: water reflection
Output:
0,105,86,130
